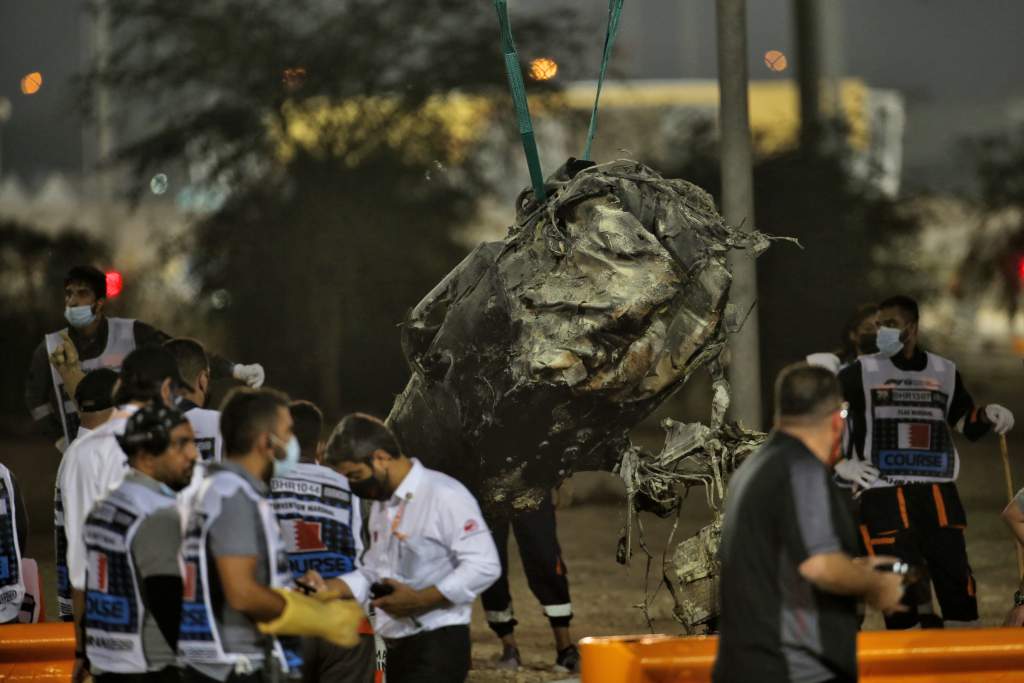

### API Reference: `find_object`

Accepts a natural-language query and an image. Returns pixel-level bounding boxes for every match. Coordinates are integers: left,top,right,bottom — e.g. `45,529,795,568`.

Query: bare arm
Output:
1002,498,1024,547
321,577,355,599
214,555,286,623
799,552,905,613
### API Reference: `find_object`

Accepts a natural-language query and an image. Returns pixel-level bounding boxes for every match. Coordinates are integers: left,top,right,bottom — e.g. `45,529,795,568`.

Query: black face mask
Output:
350,472,390,501
856,332,879,355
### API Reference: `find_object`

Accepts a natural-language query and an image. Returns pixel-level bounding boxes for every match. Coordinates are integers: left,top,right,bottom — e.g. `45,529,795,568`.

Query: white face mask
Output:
65,304,96,328
876,326,904,357
271,434,301,478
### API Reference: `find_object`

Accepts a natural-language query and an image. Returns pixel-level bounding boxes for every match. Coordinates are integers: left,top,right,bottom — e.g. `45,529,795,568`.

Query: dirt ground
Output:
3,333,1023,683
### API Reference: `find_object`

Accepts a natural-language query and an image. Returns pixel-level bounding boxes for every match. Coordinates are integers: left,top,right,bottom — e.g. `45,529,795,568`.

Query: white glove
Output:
805,353,841,375
985,404,1015,435
834,459,880,489
233,363,266,388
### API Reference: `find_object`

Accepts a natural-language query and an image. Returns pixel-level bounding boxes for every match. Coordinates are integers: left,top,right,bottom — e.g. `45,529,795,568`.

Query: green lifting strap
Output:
493,0,547,202
582,0,625,161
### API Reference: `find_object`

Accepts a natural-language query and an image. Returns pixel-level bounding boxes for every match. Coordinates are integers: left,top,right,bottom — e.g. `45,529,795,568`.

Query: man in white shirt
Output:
304,413,500,683
60,346,192,677
54,368,118,621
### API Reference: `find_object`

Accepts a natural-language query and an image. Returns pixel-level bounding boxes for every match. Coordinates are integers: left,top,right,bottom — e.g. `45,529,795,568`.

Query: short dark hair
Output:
839,302,878,359
290,400,323,453
163,338,210,386
64,265,107,299
219,387,290,456
775,363,843,422
112,347,190,405
75,368,118,412
324,413,401,468
878,295,919,323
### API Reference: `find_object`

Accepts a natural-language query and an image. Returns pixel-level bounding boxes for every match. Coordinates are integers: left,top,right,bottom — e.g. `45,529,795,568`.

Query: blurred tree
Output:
0,221,107,417
658,119,920,421
83,0,584,416
955,124,1024,326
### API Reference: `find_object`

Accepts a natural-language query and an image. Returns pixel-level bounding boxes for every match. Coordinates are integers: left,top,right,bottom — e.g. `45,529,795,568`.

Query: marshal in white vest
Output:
44,318,136,447
83,479,176,673
860,352,958,487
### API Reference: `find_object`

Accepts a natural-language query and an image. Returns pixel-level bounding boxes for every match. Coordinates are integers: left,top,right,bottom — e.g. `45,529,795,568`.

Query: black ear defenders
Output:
118,424,171,455
117,403,187,456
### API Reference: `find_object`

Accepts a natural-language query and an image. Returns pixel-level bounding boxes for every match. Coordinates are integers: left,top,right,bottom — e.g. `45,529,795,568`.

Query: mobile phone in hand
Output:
370,582,395,599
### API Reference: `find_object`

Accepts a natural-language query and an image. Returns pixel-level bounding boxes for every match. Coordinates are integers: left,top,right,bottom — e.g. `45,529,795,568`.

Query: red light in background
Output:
106,271,123,298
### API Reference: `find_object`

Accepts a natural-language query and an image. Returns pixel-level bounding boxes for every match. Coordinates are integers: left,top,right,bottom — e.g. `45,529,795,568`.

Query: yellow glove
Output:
49,331,86,399
258,589,362,648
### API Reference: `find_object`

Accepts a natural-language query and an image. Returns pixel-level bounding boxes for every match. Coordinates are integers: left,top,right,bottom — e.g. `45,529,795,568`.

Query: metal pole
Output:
716,0,762,429
95,0,115,201
794,0,823,152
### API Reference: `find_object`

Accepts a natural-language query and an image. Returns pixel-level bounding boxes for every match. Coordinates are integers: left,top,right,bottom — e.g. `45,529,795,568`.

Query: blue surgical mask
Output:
876,326,904,357
65,304,96,328
272,434,301,478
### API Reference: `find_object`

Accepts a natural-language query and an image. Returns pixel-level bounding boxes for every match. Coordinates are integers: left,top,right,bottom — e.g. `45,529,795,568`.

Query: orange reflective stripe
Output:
896,486,910,528
870,537,896,545
932,484,949,527
967,576,976,597
860,525,876,557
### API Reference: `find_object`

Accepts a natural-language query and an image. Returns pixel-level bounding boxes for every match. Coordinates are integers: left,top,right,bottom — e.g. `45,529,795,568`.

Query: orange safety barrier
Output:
581,628,1024,683
0,624,74,683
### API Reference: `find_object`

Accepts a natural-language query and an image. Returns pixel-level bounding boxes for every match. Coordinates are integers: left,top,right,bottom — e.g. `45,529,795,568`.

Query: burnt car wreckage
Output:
387,158,776,632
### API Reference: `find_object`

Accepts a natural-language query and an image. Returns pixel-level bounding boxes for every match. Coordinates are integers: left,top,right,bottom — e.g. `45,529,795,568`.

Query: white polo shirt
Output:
60,404,138,591
339,459,500,639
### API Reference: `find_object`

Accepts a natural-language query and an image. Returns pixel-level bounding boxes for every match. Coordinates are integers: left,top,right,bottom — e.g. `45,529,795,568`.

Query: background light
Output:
105,271,123,298
20,72,42,95
529,57,558,82
150,173,169,195
763,50,788,72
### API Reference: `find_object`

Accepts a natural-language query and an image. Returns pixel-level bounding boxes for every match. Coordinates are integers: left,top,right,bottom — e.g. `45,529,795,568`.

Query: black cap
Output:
74,368,118,412
118,403,188,455
120,347,194,392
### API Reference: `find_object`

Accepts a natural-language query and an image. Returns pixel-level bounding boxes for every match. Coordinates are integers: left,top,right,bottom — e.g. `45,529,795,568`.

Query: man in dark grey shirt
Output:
714,364,906,683
178,388,362,683
191,461,277,681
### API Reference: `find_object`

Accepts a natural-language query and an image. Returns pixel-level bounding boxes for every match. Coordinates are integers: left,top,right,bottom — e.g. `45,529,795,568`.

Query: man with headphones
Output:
79,404,199,682
61,346,192,664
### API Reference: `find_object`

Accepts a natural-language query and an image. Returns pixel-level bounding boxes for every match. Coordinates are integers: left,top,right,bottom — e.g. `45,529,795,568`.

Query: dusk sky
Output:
2,0,1023,189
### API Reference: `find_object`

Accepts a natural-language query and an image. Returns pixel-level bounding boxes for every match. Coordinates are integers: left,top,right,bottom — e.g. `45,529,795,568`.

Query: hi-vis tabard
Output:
0,465,25,623
183,407,222,466
178,408,223,520
44,318,136,447
270,463,357,579
53,484,71,620
83,480,175,673
861,352,957,485
178,470,291,672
